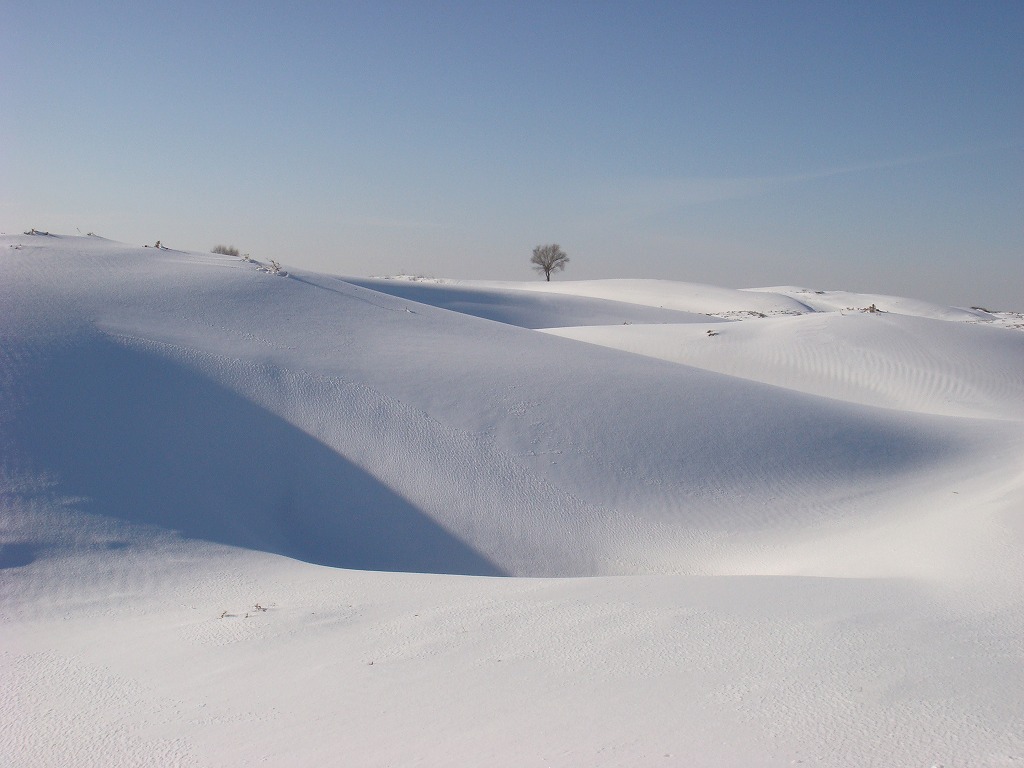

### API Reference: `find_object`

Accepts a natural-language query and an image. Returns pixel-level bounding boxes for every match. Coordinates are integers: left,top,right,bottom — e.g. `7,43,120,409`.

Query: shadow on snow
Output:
13,336,504,576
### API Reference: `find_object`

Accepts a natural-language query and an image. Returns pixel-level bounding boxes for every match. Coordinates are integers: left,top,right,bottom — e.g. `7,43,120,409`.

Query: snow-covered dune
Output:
343,276,715,328
3,235,1023,766
409,276,816,316
3,235,1007,578
750,285,998,321
544,312,1024,420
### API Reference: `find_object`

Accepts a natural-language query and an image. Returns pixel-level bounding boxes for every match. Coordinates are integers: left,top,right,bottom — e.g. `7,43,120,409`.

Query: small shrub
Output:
255,259,286,276
212,244,241,257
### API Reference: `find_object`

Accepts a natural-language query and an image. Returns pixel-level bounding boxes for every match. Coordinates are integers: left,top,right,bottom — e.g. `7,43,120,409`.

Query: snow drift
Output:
3,234,1023,766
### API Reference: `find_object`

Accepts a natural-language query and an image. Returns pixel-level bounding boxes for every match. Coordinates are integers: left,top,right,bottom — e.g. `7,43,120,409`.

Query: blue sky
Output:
3,1,1021,308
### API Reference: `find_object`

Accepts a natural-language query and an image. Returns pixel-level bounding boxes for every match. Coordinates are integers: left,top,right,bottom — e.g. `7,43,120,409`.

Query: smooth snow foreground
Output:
2,235,1023,766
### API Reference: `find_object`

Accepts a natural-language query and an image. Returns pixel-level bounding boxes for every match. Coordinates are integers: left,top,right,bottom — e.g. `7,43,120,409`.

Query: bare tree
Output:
530,244,569,281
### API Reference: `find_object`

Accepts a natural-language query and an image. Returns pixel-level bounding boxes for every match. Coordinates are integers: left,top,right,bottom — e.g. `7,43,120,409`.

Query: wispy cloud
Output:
785,142,1009,184
582,141,1019,229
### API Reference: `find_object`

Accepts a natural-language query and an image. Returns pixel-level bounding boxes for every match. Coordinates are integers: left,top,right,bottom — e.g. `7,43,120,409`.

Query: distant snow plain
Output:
2,234,1023,766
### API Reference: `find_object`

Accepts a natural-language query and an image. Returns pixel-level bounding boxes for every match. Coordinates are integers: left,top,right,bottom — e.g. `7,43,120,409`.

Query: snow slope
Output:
3,235,1023,766
544,312,1024,420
